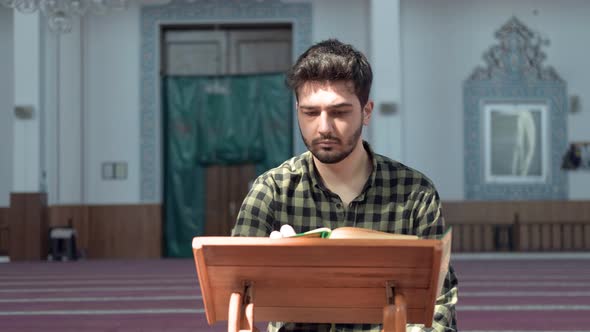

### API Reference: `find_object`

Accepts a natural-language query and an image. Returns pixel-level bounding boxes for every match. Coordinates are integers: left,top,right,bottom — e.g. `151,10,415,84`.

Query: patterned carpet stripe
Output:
0,308,204,315
461,291,590,297
0,278,196,287
460,297,590,306
0,295,200,303
459,281,590,287
0,315,229,332
460,275,590,281
0,274,197,280
0,285,198,293
460,309,590,329
0,300,202,311
459,305,590,310
0,289,199,299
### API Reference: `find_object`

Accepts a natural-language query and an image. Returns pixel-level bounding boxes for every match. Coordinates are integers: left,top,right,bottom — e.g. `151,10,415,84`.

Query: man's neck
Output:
313,140,372,206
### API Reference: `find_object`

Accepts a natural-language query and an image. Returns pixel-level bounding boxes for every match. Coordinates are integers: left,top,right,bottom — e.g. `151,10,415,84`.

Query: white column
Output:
369,0,404,161
41,17,84,205
0,8,14,206
13,12,42,193
59,18,83,204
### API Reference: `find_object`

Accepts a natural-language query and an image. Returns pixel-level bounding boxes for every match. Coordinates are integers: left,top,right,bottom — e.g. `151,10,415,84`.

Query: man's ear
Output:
362,100,374,125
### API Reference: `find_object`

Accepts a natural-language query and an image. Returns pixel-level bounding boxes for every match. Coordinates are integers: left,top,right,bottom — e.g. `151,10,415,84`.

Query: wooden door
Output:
204,164,256,236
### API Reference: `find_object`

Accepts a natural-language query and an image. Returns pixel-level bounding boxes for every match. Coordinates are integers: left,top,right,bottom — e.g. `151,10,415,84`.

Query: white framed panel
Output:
483,102,549,184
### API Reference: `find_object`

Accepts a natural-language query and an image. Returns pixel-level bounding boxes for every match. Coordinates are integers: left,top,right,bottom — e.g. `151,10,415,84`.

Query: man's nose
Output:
318,112,333,134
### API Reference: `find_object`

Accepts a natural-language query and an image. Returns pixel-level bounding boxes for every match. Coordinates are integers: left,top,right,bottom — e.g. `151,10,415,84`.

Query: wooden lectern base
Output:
228,282,257,332
227,282,407,332
382,294,407,332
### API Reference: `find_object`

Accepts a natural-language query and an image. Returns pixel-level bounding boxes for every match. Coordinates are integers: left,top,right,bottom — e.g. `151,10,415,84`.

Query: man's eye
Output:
304,111,319,116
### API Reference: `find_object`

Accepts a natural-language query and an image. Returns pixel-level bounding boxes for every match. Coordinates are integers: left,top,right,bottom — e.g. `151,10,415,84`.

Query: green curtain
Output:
163,74,292,257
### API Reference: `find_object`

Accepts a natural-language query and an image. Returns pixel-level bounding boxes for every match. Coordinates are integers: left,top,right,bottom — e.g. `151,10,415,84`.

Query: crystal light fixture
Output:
0,0,128,33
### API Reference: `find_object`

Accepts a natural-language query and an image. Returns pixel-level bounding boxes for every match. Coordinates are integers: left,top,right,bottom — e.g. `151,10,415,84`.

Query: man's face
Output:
297,81,372,164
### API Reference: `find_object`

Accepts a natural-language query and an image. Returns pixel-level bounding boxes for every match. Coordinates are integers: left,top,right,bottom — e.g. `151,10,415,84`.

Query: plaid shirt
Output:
232,141,458,332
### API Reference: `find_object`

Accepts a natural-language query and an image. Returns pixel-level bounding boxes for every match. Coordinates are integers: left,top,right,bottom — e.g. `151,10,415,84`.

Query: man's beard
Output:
301,123,363,164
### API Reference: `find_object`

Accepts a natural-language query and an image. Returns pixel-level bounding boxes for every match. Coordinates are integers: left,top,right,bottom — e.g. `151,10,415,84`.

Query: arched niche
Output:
464,17,568,200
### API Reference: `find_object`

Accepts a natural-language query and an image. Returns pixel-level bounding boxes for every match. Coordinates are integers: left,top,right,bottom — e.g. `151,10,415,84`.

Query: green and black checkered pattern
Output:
232,141,458,332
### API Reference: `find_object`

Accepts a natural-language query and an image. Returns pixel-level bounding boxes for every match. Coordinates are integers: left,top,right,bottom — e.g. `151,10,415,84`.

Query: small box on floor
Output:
48,227,78,261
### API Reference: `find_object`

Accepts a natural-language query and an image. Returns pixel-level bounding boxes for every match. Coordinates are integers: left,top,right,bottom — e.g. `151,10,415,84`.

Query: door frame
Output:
140,0,312,203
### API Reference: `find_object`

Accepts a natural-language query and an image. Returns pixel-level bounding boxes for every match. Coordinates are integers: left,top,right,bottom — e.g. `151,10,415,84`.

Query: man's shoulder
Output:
373,153,437,192
254,152,310,186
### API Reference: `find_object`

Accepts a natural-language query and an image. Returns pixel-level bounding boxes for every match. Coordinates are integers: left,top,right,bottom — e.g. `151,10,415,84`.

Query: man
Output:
232,39,458,332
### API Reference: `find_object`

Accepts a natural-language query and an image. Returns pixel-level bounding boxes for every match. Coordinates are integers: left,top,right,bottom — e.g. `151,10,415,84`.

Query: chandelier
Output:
0,0,128,33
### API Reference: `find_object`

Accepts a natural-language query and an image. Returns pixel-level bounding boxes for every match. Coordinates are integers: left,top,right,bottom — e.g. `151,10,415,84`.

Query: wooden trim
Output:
48,204,162,259
0,206,9,256
5,199,590,257
443,201,516,224
6,201,161,260
443,201,590,252
86,204,161,259
8,193,47,261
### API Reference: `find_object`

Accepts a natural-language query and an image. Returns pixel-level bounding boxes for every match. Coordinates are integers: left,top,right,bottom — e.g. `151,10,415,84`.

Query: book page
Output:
329,227,419,240
435,228,452,296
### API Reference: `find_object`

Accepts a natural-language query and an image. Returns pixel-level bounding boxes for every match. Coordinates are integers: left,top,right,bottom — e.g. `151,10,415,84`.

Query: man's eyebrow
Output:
328,103,354,108
298,102,354,109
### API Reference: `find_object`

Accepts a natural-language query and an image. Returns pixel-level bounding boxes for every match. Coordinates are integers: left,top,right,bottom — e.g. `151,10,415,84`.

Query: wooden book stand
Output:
193,231,451,332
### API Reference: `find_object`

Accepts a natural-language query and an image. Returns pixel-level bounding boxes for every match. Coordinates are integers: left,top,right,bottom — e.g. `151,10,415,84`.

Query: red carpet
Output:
0,255,589,331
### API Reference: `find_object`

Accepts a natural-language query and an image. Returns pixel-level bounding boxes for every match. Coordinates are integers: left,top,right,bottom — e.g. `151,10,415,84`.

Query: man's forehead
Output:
298,80,356,96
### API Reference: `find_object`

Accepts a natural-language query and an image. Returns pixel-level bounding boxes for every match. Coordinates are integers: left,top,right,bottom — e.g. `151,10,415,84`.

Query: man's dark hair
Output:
286,39,373,107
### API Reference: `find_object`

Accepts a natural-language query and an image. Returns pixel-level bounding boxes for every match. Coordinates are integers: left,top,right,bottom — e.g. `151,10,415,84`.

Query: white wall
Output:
312,0,369,52
13,13,42,193
42,27,58,204
58,19,84,203
313,0,407,160
313,0,406,162
40,10,139,205
84,6,141,204
401,0,590,200
0,8,14,207
369,0,404,161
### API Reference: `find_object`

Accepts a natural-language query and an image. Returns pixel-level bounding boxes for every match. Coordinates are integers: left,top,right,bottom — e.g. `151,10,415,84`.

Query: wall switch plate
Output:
102,162,128,180
380,102,397,115
14,105,34,119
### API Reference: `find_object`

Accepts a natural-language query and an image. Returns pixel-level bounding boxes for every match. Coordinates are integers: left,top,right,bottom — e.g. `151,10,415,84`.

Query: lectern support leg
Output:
382,283,407,332
228,282,256,332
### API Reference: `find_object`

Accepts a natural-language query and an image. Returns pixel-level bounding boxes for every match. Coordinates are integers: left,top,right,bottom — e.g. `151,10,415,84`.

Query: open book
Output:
289,226,420,240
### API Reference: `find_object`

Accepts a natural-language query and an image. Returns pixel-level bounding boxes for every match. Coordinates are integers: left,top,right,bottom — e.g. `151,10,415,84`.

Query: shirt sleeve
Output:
231,175,276,237
408,189,459,332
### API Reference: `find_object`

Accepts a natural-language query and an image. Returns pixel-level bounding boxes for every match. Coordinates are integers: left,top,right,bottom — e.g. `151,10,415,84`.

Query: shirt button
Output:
336,203,342,209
